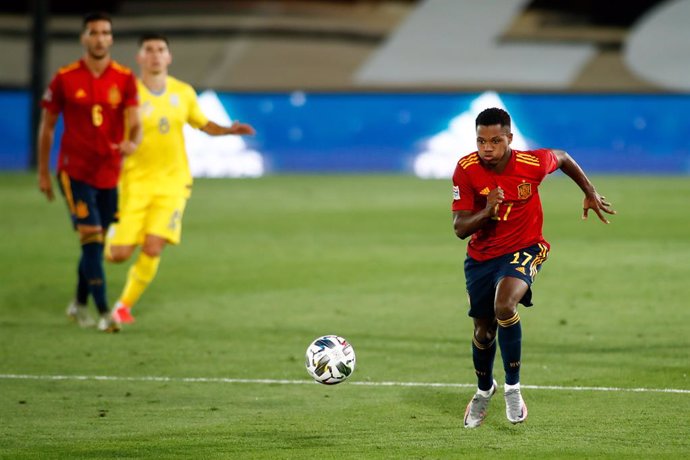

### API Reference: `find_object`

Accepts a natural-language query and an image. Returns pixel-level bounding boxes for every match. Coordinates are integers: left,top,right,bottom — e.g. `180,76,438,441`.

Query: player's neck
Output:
491,148,512,173
141,73,168,93
83,55,110,76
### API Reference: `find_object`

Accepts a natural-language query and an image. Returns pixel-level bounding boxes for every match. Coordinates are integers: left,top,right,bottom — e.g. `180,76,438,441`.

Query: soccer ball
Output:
305,335,356,385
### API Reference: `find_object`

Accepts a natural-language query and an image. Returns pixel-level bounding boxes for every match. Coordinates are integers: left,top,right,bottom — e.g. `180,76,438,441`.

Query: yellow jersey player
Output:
106,33,255,326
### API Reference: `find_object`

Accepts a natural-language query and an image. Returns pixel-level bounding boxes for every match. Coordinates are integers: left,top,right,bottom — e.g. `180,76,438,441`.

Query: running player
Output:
453,108,615,427
38,11,141,332
106,33,255,326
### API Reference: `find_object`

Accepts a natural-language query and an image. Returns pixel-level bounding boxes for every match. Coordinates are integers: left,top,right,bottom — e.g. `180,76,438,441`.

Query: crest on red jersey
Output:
108,85,122,106
517,182,532,200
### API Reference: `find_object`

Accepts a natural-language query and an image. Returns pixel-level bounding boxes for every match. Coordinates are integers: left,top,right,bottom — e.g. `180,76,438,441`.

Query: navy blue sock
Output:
76,256,89,305
472,336,497,391
81,241,108,314
498,312,522,385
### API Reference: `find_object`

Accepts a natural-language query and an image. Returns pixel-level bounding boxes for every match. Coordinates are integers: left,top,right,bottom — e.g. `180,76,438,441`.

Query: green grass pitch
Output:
1,173,689,458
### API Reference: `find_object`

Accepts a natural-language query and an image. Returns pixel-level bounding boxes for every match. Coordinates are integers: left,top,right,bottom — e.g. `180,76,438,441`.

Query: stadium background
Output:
2,2,689,457
1,0,689,175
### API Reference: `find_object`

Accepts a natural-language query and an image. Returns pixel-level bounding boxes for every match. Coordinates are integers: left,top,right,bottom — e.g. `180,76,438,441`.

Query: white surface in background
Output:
184,90,264,178
413,91,530,179
624,0,690,91
356,0,595,88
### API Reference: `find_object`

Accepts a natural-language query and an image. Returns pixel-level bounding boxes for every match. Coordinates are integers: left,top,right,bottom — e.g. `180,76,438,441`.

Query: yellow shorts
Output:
108,191,188,246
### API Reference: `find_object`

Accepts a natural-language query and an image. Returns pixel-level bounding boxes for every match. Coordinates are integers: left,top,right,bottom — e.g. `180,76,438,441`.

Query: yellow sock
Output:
120,252,160,308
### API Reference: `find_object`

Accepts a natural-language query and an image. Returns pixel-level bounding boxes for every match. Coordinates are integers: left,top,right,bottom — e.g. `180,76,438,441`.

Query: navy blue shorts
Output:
57,171,118,230
464,243,549,318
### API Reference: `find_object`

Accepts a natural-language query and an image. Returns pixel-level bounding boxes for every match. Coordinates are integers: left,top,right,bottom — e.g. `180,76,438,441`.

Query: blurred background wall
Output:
2,0,689,175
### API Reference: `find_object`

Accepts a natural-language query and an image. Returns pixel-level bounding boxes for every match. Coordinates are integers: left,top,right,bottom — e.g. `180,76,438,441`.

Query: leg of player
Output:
112,234,165,325
65,255,95,327
464,316,499,428
495,276,529,424
106,242,136,324
106,242,137,263
77,225,119,333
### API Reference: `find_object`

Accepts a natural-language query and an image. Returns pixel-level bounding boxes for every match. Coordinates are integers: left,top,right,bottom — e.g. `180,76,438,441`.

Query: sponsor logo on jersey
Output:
479,187,490,195
75,88,87,99
453,185,460,200
517,182,532,200
170,94,179,107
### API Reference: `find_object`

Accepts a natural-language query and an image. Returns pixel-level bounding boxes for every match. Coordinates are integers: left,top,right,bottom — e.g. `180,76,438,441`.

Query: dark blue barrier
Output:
0,91,31,170
2,90,689,174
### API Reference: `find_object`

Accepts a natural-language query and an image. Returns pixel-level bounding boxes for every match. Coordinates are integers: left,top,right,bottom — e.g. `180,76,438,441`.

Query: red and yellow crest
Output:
108,85,122,106
517,182,532,200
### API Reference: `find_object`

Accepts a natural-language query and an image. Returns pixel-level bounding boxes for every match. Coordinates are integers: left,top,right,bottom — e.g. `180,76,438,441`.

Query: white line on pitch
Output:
0,374,688,394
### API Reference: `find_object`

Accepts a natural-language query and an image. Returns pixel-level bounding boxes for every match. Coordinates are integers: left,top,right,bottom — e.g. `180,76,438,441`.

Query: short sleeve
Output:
41,73,64,114
123,73,139,108
451,162,476,212
541,148,559,175
186,86,209,129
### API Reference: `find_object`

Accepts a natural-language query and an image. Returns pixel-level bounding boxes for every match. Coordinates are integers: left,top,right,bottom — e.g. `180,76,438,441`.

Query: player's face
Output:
81,20,113,60
137,39,172,75
476,124,513,166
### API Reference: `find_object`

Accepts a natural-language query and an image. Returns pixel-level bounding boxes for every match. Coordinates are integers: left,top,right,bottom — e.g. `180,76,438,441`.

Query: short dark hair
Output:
138,33,170,47
475,107,511,129
82,12,112,31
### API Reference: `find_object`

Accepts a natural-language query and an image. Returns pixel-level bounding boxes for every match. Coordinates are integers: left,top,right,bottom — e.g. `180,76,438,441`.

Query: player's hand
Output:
114,140,138,156
38,172,54,201
486,186,504,218
583,192,616,224
229,122,255,136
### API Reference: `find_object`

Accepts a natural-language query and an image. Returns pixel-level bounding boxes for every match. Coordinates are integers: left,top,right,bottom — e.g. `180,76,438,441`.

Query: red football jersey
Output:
452,148,559,261
42,59,138,188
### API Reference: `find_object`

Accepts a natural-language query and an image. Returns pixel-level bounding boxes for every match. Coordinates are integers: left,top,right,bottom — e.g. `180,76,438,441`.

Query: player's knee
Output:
78,227,103,244
473,324,497,343
142,237,166,257
474,330,496,344
494,302,518,321
142,247,163,257
108,245,135,263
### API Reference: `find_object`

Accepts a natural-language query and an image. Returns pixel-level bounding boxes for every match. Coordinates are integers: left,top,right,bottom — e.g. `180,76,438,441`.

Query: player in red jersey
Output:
37,12,141,332
453,108,615,428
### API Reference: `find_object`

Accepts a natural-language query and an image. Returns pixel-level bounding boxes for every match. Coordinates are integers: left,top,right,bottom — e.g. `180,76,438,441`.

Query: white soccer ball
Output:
305,335,356,385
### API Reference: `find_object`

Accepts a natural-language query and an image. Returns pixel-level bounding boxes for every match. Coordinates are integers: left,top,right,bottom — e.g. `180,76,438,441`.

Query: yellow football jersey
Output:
120,76,208,196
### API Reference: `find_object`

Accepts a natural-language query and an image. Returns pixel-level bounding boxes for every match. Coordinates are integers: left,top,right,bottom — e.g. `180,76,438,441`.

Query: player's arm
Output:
37,108,59,201
118,106,142,156
200,120,255,136
453,187,503,239
554,149,616,224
